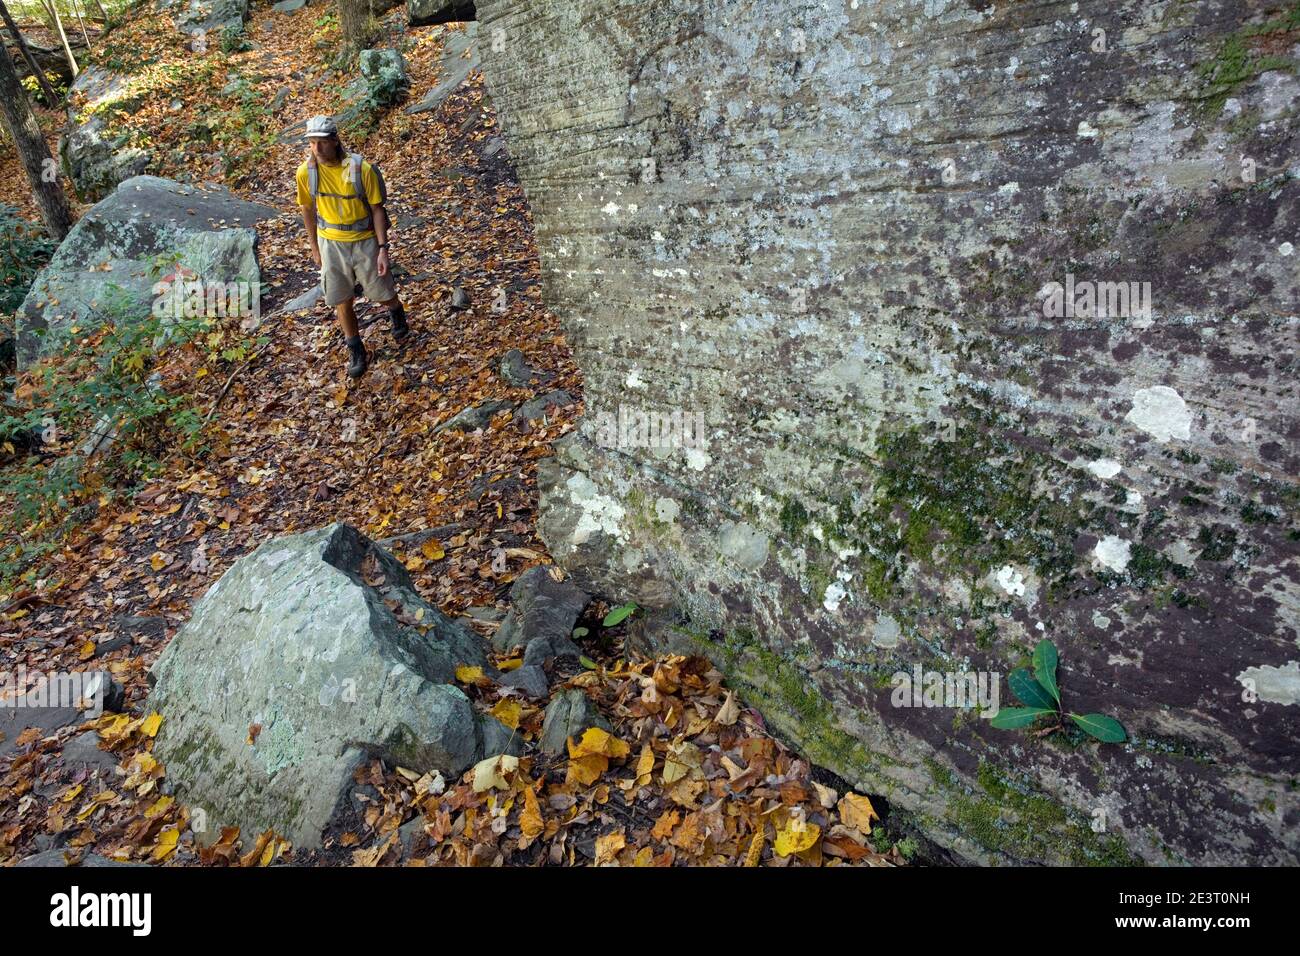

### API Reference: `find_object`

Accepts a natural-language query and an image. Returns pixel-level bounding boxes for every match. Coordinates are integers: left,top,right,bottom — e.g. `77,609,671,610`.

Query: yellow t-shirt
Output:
296,156,386,242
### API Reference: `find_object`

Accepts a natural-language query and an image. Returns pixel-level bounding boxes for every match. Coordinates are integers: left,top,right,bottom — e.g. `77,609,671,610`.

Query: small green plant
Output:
0,205,57,315
990,639,1127,743
602,602,638,627
219,23,252,54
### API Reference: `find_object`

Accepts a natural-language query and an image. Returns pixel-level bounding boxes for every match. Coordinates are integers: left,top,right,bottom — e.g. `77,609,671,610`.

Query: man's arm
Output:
373,203,391,276
301,204,321,267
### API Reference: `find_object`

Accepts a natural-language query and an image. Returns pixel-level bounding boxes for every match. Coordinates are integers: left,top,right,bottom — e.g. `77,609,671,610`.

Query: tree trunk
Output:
70,0,92,50
39,0,77,79
335,0,374,57
0,0,58,104
0,40,73,240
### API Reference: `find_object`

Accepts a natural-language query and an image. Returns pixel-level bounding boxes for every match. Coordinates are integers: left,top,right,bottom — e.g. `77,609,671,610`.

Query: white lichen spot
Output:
683,447,711,471
564,474,628,546
1077,120,1100,139
1237,661,1300,705
823,580,849,613
994,565,1027,597
997,181,1021,197
1092,611,1111,629
625,367,646,390
600,202,621,216
1125,385,1192,442
654,497,680,524
1086,458,1123,480
1093,535,1132,573
1281,241,1295,257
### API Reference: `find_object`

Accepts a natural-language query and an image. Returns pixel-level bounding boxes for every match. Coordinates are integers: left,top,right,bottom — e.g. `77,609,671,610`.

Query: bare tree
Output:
69,0,93,51
0,38,72,239
0,0,58,104
37,0,78,80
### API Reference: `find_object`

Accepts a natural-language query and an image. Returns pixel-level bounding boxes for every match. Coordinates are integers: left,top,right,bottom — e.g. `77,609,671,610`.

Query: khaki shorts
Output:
319,235,397,307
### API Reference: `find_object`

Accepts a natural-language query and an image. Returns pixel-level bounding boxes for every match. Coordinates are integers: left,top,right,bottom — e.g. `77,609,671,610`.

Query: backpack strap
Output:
305,152,374,233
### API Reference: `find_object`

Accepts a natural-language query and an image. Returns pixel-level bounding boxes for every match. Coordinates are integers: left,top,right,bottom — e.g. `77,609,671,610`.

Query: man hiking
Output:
297,114,409,378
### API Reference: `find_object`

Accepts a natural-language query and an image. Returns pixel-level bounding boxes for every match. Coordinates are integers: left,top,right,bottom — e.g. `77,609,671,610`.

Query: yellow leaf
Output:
78,640,96,661
152,828,179,861
455,665,489,686
421,539,445,560
744,827,766,866
565,753,606,787
149,552,167,571
497,658,523,672
520,784,544,840
568,727,629,760
774,818,821,857
141,713,163,738
634,743,655,787
595,829,626,865
488,698,522,731
145,796,173,819
838,793,880,832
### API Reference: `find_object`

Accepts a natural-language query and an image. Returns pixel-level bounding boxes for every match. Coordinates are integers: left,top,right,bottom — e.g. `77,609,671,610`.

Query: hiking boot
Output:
346,338,368,378
389,305,410,341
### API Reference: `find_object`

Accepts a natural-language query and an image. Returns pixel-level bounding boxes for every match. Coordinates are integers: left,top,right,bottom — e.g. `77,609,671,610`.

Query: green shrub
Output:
0,205,57,316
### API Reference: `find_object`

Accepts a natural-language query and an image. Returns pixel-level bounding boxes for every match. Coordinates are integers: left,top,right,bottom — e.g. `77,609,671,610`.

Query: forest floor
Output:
0,4,909,867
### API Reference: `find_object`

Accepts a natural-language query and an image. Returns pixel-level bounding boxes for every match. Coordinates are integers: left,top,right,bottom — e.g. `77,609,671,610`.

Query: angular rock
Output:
16,176,277,366
481,714,523,757
499,348,553,387
434,399,513,433
476,0,1300,865
169,0,250,36
513,390,573,429
498,664,548,699
58,65,152,203
539,690,612,755
285,284,324,312
491,565,588,656
148,523,494,849
61,730,120,776
272,0,306,11
409,0,476,28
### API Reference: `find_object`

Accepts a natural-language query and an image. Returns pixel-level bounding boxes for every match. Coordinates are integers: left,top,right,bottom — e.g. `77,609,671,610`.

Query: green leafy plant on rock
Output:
990,639,1127,743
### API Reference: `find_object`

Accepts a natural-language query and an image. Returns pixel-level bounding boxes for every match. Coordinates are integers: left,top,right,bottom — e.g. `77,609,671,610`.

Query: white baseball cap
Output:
305,115,338,138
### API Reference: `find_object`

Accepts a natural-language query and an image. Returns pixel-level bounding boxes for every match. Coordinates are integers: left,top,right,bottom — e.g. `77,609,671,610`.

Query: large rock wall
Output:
478,0,1300,864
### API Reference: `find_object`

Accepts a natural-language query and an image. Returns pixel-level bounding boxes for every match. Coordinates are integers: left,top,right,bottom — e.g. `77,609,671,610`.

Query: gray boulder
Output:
499,348,553,387
409,0,476,27
476,0,1300,865
513,390,573,429
406,23,479,115
16,176,277,366
434,399,514,434
539,689,612,755
498,664,548,699
58,65,152,203
169,0,250,36
148,523,497,849
491,565,588,656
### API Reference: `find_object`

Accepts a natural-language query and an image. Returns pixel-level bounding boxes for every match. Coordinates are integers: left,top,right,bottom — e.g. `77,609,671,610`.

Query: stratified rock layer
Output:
478,0,1300,864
